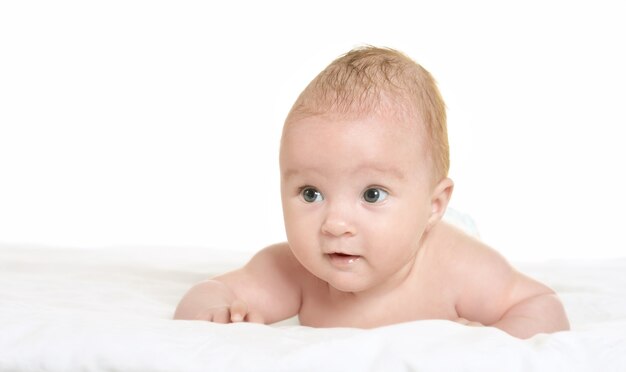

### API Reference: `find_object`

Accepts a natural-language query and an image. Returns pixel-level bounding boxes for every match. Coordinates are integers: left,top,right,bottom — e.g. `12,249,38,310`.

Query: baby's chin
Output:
324,274,373,294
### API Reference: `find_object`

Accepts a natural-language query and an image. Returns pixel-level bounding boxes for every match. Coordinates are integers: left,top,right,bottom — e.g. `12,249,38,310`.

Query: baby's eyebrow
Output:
352,162,407,181
282,165,405,181
281,168,305,180
282,168,325,182
357,164,406,180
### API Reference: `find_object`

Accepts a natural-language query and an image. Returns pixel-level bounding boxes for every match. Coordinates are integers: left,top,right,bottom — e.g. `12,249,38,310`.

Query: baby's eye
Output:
363,188,388,203
301,187,324,203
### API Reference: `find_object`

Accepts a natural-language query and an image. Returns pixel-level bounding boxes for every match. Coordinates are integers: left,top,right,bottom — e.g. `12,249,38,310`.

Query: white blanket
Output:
1,244,625,371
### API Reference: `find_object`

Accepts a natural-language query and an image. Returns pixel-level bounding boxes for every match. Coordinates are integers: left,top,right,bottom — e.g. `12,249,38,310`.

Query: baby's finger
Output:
212,307,230,324
455,317,483,327
229,299,248,322
245,311,265,324
455,317,470,325
194,309,215,321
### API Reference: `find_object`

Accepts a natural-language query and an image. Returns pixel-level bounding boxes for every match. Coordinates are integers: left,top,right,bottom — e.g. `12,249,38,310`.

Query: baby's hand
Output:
454,317,484,327
194,299,262,323
174,280,264,323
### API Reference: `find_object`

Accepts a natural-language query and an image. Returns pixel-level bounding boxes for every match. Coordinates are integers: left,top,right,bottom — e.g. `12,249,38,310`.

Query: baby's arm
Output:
174,243,303,324
450,231,570,338
488,286,569,339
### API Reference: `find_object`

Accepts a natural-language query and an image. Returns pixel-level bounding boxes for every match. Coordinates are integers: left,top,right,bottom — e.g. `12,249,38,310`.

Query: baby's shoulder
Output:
425,220,480,254
249,242,300,269
424,222,519,304
424,221,506,273
248,242,315,281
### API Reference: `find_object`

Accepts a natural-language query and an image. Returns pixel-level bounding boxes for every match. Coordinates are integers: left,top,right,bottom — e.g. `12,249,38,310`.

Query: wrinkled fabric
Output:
1,244,625,372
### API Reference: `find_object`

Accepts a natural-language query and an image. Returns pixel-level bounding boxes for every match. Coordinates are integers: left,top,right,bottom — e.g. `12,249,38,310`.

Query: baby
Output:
174,46,570,339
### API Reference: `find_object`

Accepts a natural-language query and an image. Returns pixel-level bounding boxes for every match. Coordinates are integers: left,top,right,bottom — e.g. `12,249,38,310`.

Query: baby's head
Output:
279,46,454,292
283,46,449,184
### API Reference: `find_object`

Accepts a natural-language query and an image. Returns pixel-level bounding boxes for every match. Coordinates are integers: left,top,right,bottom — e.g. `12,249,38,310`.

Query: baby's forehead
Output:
282,112,430,163
284,106,425,141
283,119,429,176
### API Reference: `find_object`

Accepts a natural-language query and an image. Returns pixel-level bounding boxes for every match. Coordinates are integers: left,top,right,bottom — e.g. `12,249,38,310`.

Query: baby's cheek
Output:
287,230,317,260
284,217,307,242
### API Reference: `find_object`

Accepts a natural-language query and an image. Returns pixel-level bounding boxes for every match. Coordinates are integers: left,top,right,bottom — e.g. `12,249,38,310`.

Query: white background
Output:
1,1,624,262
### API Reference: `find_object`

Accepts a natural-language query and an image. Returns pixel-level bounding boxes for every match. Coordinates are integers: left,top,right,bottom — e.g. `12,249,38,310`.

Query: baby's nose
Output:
321,205,356,237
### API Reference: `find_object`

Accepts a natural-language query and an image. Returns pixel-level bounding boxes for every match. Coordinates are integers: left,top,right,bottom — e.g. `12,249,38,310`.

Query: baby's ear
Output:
426,177,454,231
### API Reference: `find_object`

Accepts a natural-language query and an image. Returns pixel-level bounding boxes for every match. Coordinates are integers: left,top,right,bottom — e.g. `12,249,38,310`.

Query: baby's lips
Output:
323,248,359,256
327,252,362,266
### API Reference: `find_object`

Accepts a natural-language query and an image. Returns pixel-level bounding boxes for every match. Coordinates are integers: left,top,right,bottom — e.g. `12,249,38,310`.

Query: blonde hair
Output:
285,46,449,181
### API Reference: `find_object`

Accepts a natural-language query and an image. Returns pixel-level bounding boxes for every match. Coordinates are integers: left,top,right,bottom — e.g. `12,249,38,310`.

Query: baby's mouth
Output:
327,252,361,266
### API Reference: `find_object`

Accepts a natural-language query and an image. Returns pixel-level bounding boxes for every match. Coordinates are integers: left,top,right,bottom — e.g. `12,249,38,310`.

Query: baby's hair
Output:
285,46,449,181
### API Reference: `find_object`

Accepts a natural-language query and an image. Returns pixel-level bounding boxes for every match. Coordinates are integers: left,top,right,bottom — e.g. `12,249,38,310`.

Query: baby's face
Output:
280,114,436,293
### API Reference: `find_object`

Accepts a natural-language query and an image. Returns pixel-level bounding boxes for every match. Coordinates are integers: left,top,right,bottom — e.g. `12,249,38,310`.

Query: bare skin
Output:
174,114,570,339
175,222,569,338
